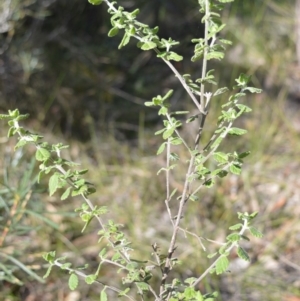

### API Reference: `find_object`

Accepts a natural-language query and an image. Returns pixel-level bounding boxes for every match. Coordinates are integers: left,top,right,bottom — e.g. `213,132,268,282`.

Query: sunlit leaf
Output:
228,127,247,136
157,143,166,155
61,187,72,200
244,87,262,93
229,223,243,230
49,173,60,196
100,289,108,301
226,233,241,242
230,164,241,175
213,152,228,164
214,87,229,96
141,41,157,50
68,273,79,291
216,256,229,275
119,33,130,49
163,128,174,139
249,226,263,238
85,274,97,285
36,148,51,161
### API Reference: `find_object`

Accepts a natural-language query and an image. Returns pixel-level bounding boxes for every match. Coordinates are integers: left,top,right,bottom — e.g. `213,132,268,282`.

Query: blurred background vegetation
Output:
0,0,300,300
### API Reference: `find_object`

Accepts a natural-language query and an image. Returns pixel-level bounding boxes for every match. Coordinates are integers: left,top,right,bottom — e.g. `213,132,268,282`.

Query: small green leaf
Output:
236,104,252,113
226,233,241,242
210,137,222,149
14,140,27,150
72,185,88,196
250,211,259,218
155,128,165,135
119,33,130,49
249,226,263,238
144,101,154,107
189,194,199,202
211,169,228,178
163,128,174,139
68,273,79,291
206,51,224,60
88,0,103,5
228,127,247,136
157,143,166,155
36,148,51,161
141,41,157,50
49,174,60,196
7,127,15,137
162,89,174,101
87,187,96,195
238,151,251,159
98,248,107,258
237,246,250,261
214,87,229,96
167,51,183,61
204,178,214,188
42,251,56,263
61,263,72,269
0,113,11,119
229,223,243,230
170,137,182,145
207,252,218,259
216,256,229,275
43,265,53,279
213,152,228,164
241,235,250,241
85,274,97,284
130,9,140,17
236,73,251,86
244,87,262,93
136,282,149,291
118,288,130,297
169,188,177,199
61,187,72,200
108,27,119,37
100,289,108,301
183,287,197,299
158,107,168,115
230,164,241,175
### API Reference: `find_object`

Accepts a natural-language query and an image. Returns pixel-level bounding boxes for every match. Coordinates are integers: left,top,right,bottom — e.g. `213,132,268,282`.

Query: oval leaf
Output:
237,246,250,262
49,174,60,196
157,143,166,155
141,41,157,50
249,226,263,238
213,152,228,164
68,273,79,291
163,128,174,140
216,256,229,275
85,274,97,285
61,187,72,200
108,27,119,37
230,164,241,175
36,148,51,161
228,127,247,136
100,289,108,301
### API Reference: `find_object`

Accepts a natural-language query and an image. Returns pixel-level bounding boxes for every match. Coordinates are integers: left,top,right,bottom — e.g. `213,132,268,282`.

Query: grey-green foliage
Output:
0,0,263,300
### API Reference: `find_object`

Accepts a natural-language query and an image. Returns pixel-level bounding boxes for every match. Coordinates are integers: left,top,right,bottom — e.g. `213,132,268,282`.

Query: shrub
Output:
0,0,262,300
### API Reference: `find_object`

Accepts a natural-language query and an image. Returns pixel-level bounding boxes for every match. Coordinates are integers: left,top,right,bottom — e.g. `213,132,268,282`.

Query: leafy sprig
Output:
0,0,263,300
